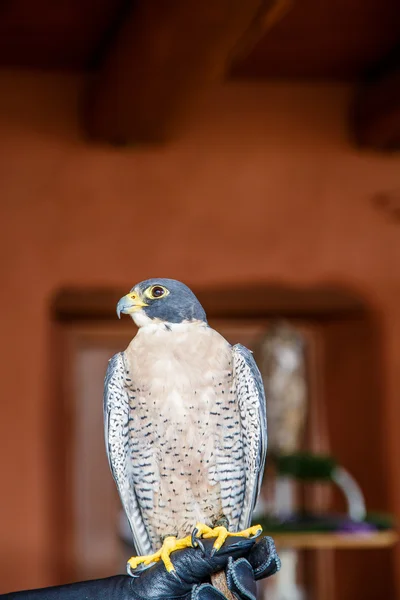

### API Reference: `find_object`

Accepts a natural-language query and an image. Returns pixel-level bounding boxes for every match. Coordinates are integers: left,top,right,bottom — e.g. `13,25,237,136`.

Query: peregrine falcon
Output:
104,279,267,574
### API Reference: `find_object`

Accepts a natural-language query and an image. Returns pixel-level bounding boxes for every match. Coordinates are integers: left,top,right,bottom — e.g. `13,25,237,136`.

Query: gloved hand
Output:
1,536,280,600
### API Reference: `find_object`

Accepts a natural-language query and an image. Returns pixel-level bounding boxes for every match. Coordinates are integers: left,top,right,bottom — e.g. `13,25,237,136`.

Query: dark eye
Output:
151,286,166,298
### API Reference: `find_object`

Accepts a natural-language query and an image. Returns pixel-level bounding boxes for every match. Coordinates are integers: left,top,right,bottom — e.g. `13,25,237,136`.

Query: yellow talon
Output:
127,534,193,574
127,524,262,574
233,524,263,539
194,522,262,551
202,526,229,550
193,522,214,537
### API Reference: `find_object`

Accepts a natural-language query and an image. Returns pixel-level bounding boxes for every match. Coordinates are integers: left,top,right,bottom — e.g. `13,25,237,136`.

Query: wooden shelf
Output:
264,530,398,550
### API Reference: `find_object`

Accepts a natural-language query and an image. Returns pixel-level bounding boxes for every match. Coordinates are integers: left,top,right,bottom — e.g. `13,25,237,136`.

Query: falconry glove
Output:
1,537,280,600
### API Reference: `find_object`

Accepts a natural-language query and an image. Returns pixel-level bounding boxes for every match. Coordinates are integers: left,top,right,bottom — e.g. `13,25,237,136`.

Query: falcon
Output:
104,278,267,574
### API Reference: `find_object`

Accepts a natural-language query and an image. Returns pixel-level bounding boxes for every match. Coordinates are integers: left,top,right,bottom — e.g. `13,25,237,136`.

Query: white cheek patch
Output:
131,310,154,328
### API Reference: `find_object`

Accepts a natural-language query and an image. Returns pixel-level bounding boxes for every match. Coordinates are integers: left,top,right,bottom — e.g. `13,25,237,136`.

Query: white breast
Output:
123,320,243,543
125,321,232,420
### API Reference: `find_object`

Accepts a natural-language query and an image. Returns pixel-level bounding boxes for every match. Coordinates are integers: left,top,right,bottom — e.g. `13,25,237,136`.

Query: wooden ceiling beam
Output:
351,51,400,151
84,0,270,144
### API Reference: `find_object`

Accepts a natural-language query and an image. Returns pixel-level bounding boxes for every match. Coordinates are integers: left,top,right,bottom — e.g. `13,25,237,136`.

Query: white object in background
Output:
258,323,308,456
274,476,296,518
263,550,305,600
332,466,367,522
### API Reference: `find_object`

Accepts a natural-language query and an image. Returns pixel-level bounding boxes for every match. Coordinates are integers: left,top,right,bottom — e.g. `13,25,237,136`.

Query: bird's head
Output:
116,278,207,327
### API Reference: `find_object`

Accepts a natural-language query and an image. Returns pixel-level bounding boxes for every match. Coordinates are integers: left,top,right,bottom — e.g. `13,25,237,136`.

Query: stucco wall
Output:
0,71,399,593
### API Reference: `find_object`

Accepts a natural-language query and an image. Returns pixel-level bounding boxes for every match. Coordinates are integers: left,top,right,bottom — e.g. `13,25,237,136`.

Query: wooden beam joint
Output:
352,50,400,151
84,0,274,144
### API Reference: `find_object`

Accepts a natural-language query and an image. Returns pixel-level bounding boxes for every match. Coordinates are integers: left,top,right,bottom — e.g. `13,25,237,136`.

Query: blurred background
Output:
0,0,400,598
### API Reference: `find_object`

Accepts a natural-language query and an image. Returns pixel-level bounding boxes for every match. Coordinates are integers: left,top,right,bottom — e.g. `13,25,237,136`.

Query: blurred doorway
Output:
58,319,271,579
52,285,393,599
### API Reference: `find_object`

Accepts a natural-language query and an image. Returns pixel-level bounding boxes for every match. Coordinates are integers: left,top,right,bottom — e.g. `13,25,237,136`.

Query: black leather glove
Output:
1,536,280,600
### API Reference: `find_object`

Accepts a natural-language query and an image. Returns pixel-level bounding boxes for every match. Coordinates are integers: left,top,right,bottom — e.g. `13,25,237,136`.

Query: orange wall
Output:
0,71,400,593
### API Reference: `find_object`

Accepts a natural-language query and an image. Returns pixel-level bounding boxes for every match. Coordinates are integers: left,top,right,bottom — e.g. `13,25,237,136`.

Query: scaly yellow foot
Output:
193,522,262,553
127,534,193,574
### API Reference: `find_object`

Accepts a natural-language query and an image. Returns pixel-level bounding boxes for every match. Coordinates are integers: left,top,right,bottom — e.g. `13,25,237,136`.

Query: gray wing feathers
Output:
233,344,267,530
104,353,152,555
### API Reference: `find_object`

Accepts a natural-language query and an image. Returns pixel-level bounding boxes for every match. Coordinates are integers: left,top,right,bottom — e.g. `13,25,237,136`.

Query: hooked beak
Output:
116,292,148,319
